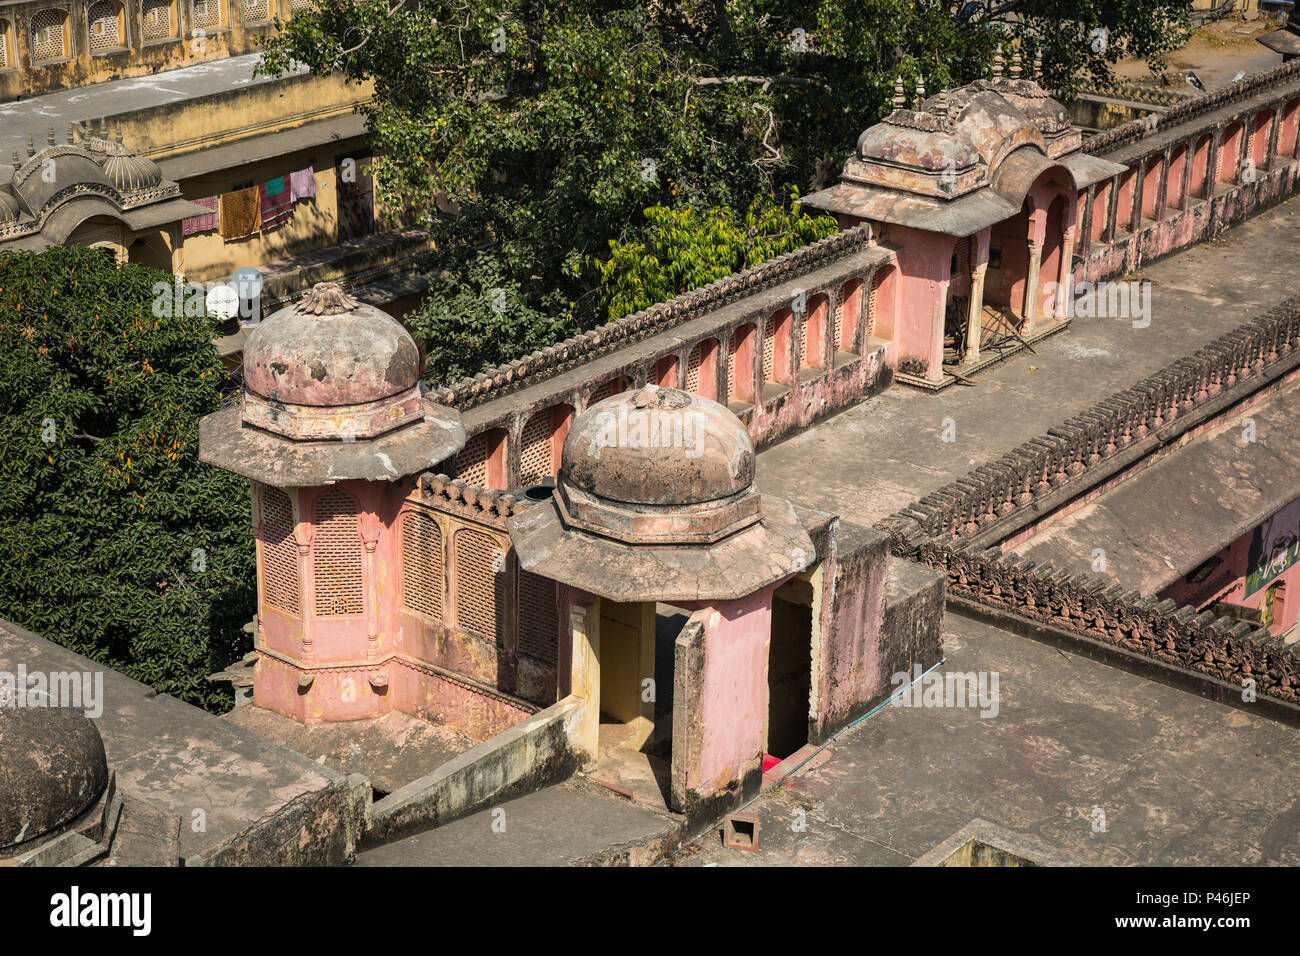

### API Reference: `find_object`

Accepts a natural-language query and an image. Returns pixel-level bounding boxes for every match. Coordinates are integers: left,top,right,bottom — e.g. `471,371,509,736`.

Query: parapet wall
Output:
877,295,1300,707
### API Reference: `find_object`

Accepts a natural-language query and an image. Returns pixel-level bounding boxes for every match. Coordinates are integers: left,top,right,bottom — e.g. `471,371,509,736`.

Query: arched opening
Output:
312,488,364,617
453,528,508,644
1218,121,1243,185
762,307,793,390
589,376,629,406
66,216,125,261
1114,168,1136,233
1250,110,1274,171
456,426,507,490
1190,134,1212,199
518,404,572,488
127,234,173,273
86,0,126,54
401,509,445,624
1281,98,1300,159
1166,144,1187,212
0,17,15,69
141,0,177,41
868,265,898,344
986,199,1032,317
1090,181,1111,242
837,278,862,354
727,323,756,405
1038,195,1066,319
685,338,718,401
653,354,677,388
257,485,300,618
29,8,70,63
800,293,828,371
1140,156,1162,222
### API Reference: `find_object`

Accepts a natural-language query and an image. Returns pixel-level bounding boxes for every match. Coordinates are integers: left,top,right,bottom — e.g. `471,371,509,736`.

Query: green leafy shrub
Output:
0,246,255,711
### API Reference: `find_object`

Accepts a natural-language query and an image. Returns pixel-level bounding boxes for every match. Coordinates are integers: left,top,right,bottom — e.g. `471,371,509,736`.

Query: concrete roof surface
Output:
1011,375,1300,595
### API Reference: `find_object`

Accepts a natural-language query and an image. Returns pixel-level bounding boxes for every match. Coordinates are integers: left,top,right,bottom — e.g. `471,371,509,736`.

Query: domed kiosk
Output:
508,385,815,818
199,282,468,724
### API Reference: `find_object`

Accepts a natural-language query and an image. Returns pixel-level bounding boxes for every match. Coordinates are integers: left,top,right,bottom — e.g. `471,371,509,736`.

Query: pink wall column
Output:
887,224,956,381
670,588,775,817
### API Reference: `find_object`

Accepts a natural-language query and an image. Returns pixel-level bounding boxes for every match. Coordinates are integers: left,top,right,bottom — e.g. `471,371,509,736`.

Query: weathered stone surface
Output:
0,707,109,850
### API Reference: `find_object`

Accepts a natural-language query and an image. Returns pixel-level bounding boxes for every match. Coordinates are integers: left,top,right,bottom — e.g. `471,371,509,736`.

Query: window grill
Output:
259,487,299,615
192,0,222,30
313,489,364,616
763,315,778,383
799,315,810,368
685,341,708,394
242,0,269,20
519,411,554,488
401,510,443,621
0,20,11,68
456,431,489,487
289,0,313,8
30,9,67,62
517,569,558,662
589,377,625,405
87,1,121,53
831,302,843,354
141,0,173,39
455,529,503,640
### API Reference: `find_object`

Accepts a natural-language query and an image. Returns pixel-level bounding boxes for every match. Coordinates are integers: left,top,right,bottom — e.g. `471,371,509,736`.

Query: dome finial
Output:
892,75,905,110
1010,49,1023,79
295,281,360,316
992,44,1004,79
913,78,926,109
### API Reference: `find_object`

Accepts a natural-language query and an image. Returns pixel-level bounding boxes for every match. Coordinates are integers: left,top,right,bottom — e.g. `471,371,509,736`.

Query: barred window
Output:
762,315,778,383
289,0,313,9
141,0,175,40
456,430,489,487
517,569,558,662
242,0,269,21
192,0,223,30
88,1,124,53
313,489,364,616
401,510,444,621
589,377,626,405
30,8,69,62
259,487,300,615
455,529,504,640
686,340,713,395
519,410,555,489
0,19,12,68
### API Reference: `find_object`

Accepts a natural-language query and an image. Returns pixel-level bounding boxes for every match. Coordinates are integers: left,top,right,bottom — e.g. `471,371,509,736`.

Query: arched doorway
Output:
127,232,174,273
1038,195,1066,319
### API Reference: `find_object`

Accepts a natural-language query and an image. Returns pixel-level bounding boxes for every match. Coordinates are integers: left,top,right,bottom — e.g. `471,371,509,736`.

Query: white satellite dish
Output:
205,283,240,320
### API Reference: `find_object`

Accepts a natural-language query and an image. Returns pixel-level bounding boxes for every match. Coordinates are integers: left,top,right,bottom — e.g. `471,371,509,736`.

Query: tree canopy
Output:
0,247,255,710
258,0,1192,384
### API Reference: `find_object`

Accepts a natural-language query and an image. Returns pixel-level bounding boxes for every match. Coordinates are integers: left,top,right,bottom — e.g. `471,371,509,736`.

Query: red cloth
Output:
181,196,218,236
259,179,293,230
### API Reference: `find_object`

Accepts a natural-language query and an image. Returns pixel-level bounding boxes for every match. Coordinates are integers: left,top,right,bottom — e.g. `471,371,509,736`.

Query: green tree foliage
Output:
261,0,1191,371
592,186,837,321
0,247,255,710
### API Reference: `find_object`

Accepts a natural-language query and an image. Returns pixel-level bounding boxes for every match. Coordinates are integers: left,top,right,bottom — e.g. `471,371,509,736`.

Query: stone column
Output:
567,602,600,770
1023,239,1043,335
1055,227,1077,321
964,229,991,364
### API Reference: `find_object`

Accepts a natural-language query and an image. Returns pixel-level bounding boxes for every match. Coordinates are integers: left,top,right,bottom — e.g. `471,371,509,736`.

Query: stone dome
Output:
101,146,163,192
0,187,19,224
0,707,109,850
554,386,760,545
242,282,424,440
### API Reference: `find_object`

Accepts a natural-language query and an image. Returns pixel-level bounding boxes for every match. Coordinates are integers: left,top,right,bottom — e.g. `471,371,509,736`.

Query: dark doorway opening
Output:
767,580,813,761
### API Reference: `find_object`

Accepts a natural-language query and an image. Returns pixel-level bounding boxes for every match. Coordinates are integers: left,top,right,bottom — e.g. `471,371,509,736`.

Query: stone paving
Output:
756,197,1300,528
673,611,1300,867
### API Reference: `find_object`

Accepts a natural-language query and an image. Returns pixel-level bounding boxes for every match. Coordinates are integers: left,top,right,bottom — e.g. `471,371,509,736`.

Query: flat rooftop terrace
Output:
675,610,1300,866
0,54,307,157
756,198,1300,528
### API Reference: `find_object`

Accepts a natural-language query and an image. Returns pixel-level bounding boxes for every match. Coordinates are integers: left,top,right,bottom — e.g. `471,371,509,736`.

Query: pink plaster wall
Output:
884,223,954,377
681,591,772,794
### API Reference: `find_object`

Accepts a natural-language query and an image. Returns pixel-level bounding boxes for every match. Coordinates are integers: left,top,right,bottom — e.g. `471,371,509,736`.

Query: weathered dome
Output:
101,144,163,192
0,187,19,224
0,707,109,850
562,386,755,506
242,282,423,440
509,384,815,602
